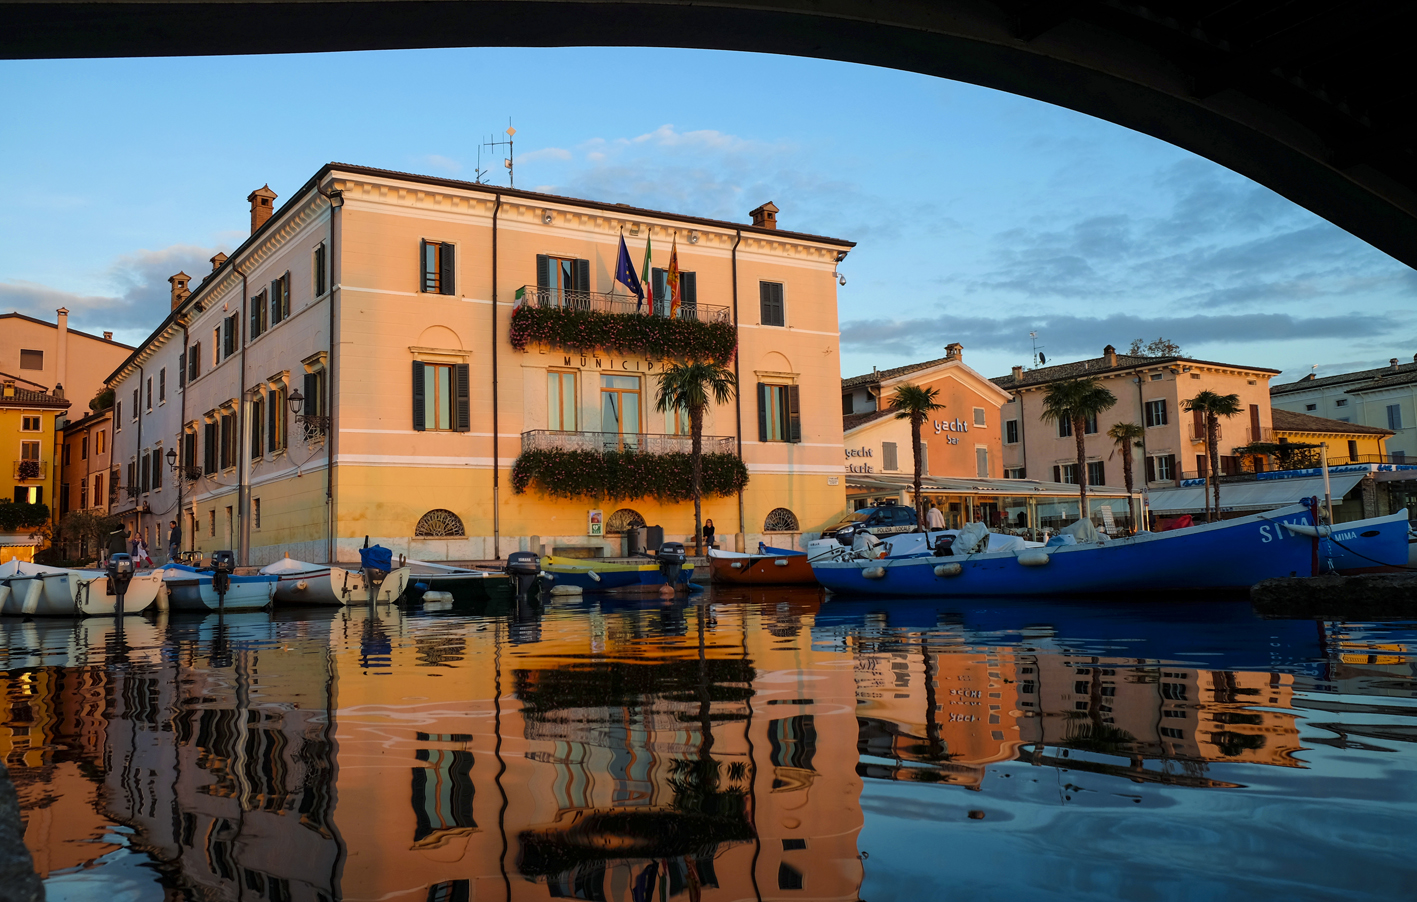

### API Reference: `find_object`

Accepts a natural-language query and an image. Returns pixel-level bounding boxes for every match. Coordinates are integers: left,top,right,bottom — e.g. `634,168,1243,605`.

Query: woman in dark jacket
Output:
702,519,716,550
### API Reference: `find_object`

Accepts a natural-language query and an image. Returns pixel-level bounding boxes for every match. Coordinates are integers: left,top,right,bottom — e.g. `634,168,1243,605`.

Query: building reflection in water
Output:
1,590,1409,900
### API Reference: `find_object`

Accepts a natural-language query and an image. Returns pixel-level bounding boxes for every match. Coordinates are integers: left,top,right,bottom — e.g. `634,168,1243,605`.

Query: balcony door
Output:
601,375,641,449
537,255,590,308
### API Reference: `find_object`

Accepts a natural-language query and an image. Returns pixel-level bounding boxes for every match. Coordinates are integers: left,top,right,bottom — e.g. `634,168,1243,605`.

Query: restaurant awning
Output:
844,474,1135,498
1147,473,1366,514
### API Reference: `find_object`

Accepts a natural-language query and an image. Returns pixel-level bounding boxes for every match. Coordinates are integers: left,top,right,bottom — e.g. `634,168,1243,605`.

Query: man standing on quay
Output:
167,519,181,564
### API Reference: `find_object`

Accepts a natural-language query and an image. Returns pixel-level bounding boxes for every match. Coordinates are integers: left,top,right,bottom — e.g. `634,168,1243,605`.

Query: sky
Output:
1,46,1412,385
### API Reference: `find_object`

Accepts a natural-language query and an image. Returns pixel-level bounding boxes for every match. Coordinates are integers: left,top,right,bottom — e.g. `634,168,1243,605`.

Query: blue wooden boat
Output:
1282,510,1411,574
810,503,1322,597
162,563,277,611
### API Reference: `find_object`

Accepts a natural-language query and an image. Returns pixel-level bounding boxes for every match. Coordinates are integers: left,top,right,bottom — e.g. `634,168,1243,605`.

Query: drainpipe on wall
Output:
238,270,250,566
177,319,188,556
317,185,343,564
731,228,744,548
491,193,503,560
133,362,144,543
1134,374,1149,525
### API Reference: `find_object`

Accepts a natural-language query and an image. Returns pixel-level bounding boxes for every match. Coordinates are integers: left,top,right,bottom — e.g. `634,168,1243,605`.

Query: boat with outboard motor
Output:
542,545,697,593
810,502,1325,596
162,563,278,611
708,542,817,585
257,556,411,605
0,559,162,616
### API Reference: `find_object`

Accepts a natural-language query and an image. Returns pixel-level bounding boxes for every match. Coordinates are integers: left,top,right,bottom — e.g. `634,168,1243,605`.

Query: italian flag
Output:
640,234,654,313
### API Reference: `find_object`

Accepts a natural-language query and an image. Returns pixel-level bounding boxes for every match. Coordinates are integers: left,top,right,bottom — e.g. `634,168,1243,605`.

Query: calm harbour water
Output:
4,587,1416,902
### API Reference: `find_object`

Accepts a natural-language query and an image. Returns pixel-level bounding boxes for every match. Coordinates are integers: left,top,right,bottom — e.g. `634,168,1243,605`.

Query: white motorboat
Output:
404,558,504,589
258,557,410,605
163,564,277,612
0,559,161,616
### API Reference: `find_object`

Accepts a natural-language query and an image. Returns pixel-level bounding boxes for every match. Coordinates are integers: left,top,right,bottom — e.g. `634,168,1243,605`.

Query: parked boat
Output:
810,503,1322,597
0,560,161,616
404,559,507,591
541,556,697,592
162,563,277,612
708,543,816,585
258,557,411,605
1277,510,1412,574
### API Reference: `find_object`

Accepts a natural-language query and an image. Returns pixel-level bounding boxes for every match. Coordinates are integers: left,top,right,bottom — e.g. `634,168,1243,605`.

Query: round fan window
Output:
606,508,646,534
764,507,799,532
415,509,465,537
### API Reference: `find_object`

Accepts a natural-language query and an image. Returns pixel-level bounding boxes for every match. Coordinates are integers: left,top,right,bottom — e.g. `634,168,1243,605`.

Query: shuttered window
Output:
203,422,217,473
759,281,784,326
650,267,697,317
183,431,197,470
537,255,590,305
178,352,186,387
220,411,236,469
251,395,264,458
268,384,286,453
152,450,162,491
188,343,201,381
1144,399,1167,427
976,447,989,478
882,441,898,471
421,240,456,294
250,289,268,338
412,362,470,432
140,451,150,493
1087,460,1104,486
314,243,328,297
271,273,290,325
757,383,801,443
223,314,239,358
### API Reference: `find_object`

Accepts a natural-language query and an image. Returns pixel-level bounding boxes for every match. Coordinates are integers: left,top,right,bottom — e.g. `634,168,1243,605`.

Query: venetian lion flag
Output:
639,233,654,313
667,234,681,318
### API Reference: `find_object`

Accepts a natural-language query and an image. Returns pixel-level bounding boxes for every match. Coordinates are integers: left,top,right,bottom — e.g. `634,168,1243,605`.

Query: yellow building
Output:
107,165,854,564
1270,408,1393,464
1,379,70,560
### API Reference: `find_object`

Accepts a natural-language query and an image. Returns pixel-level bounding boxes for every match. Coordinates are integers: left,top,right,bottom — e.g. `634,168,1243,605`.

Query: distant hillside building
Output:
1270,355,1417,463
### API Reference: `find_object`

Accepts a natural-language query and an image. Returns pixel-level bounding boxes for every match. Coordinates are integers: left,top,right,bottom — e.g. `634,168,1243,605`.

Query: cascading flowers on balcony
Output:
512,448,749,501
509,305,736,362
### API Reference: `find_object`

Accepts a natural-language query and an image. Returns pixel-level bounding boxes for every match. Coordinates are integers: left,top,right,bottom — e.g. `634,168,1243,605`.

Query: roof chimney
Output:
1012,365,1024,380
748,201,778,230
168,272,191,310
1103,344,1117,367
103,331,113,340
248,184,278,233
210,252,228,272
52,383,64,401
56,307,69,390
945,342,963,361
1304,373,1316,381
1391,357,1401,371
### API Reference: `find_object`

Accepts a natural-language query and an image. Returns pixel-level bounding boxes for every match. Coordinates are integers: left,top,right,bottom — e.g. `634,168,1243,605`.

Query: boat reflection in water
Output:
1,587,1415,900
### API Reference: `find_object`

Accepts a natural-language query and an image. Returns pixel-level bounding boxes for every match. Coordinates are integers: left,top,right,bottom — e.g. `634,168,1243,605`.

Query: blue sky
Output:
1,47,1412,384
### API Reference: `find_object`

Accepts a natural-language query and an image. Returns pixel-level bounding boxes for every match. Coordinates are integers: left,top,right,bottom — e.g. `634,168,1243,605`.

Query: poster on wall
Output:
588,509,603,537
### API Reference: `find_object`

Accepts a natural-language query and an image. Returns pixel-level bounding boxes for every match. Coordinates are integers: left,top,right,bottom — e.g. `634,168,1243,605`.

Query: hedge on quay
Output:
509,304,737,362
512,449,749,501
0,502,50,532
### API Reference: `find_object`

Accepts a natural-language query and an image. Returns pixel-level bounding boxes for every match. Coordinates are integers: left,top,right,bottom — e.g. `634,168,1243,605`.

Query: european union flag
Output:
615,233,644,308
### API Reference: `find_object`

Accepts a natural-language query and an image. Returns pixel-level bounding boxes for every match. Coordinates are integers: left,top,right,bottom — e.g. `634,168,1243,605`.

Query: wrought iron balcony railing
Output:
180,465,204,482
13,459,44,480
1188,423,1222,443
297,414,330,442
522,430,736,455
515,285,730,324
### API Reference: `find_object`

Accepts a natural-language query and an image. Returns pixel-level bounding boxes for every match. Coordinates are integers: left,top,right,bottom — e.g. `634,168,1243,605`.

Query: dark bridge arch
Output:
6,1,1415,268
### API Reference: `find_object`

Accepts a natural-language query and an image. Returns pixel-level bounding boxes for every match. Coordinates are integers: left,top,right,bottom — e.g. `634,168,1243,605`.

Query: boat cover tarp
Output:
1148,473,1364,514
360,545,393,573
260,557,325,575
1061,518,1101,544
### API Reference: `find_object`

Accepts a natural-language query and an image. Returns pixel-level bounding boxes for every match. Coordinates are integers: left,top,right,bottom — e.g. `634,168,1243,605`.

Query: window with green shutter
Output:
759,281,785,326
421,240,456,295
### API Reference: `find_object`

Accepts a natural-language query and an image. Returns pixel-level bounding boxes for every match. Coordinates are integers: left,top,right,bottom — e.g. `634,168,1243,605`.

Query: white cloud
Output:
519,147,573,164
420,154,463,175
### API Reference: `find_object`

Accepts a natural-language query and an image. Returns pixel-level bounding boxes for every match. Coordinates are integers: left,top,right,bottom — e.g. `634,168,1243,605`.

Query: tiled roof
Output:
0,387,71,409
990,353,1280,390
0,312,134,349
1346,369,1417,393
1270,358,1417,395
843,409,893,432
1270,408,1394,436
842,355,953,390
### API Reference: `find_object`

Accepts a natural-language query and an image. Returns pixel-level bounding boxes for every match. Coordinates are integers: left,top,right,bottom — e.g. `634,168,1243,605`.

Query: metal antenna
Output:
482,119,516,187
1030,331,1046,368
473,143,489,184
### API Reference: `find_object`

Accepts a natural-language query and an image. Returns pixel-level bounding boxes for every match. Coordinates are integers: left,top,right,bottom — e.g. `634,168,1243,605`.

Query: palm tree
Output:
1106,421,1145,532
1185,390,1243,522
888,384,944,529
1040,377,1118,523
655,360,737,555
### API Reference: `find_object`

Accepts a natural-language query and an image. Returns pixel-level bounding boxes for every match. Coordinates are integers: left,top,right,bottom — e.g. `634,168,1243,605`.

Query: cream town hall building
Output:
106,164,854,564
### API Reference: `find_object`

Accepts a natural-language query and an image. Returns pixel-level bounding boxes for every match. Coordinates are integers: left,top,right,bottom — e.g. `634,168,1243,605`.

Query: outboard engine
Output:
655,542,687,589
211,550,236,610
504,551,542,599
933,535,956,557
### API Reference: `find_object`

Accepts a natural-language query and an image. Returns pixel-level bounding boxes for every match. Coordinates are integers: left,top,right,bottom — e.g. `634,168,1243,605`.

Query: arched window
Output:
606,508,646,534
764,508,799,532
415,509,465,537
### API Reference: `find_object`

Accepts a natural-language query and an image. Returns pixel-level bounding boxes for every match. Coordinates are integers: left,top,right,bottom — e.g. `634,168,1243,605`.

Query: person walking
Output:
167,519,182,563
926,503,946,530
702,518,716,550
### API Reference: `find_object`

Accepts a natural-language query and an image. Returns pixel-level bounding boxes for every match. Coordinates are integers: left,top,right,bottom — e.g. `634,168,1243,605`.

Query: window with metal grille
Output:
421,240,456,294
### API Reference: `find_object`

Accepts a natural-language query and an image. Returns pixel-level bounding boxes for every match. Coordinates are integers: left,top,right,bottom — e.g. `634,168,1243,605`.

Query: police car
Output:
820,505,918,545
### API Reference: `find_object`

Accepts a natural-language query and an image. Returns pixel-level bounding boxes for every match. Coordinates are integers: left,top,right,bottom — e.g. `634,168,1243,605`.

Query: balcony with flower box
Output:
509,286,736,362
513,430,747,502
